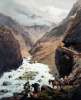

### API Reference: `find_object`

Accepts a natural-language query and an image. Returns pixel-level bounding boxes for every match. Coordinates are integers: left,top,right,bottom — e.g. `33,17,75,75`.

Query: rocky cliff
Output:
55,6,81,77
30,0,81,72
0,13,32,57
52,7,81,100
0,26,23,76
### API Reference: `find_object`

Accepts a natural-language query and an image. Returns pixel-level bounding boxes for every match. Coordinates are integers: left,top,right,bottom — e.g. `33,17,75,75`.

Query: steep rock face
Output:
53,6,81,99
55,47,74,77
44,0,81,38
0,26,23,75
0,13,32,57
55,7,81,77
63,8,81,52
30,0,80,69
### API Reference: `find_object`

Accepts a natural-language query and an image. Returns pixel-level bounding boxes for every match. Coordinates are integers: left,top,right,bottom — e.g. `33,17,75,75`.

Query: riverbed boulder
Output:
0,26,23,76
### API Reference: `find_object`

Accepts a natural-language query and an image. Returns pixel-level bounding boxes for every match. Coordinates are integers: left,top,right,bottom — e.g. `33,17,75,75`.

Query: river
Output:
0,57,54,99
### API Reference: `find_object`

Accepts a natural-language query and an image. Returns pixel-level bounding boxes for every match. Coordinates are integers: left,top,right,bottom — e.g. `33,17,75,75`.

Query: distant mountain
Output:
0,13,52,57
34,0,81,42
38,0,81,41
24,25,51,43
30,0,81,72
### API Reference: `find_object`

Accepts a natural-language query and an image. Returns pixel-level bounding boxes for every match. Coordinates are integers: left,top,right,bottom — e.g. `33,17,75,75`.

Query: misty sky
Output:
0,0,77,26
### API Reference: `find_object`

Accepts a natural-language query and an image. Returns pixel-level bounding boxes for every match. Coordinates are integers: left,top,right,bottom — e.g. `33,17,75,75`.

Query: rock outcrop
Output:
52,7,81,100
55,47,74,77
63,9,81,52
0,26,23,76
0,13,32,57
30,0,80,69
55,7,81,77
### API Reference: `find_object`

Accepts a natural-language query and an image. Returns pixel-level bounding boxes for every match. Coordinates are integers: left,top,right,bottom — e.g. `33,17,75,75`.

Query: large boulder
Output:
55,47,74,77
0,26,23,75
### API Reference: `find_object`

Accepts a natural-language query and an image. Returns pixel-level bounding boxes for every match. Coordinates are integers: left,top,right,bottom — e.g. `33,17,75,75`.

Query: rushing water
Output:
0,57,54,99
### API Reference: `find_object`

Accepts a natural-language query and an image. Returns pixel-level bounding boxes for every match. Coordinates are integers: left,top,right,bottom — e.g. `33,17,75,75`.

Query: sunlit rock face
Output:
0,26,23,76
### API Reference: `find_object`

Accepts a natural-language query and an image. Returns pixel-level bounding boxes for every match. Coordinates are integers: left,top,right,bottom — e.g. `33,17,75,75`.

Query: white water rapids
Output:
0,57,54,99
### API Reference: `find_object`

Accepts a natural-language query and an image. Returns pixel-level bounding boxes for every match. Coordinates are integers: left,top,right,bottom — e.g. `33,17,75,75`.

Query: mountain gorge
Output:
0,13,51,58
2,4,81,99
30,0,81,71
1,0,81,100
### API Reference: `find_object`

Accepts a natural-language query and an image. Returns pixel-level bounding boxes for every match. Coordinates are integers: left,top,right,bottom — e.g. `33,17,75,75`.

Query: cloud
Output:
0,0,77,26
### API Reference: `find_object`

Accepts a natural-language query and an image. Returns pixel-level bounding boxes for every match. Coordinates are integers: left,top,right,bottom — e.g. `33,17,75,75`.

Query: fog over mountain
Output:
0,0,76,26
